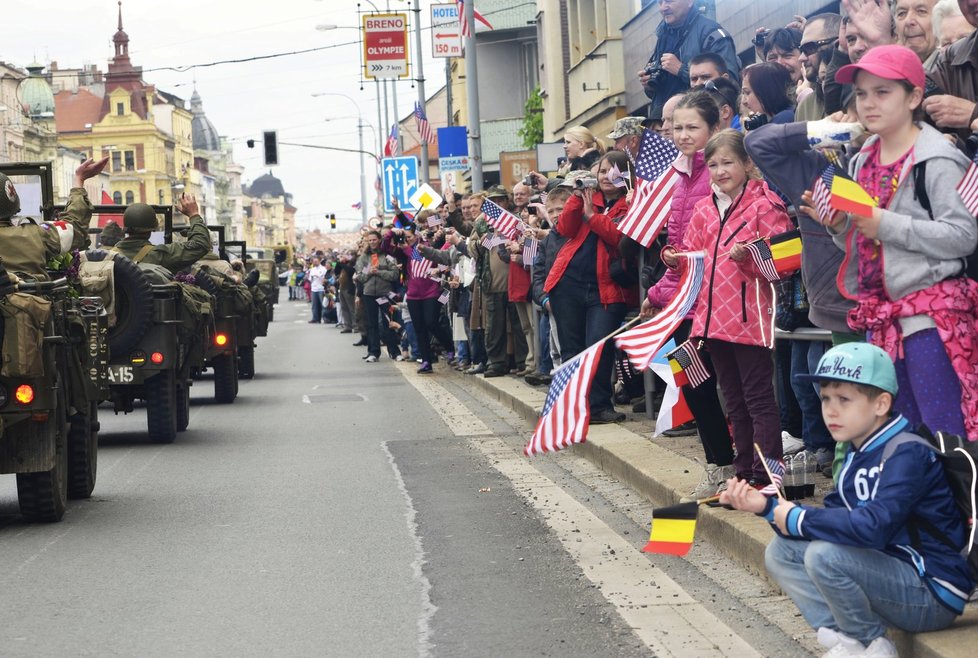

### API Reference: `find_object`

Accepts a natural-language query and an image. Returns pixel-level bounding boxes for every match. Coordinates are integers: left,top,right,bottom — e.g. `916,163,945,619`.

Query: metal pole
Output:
412,0,429,183
375,79,385,217
463,0,482,192
445,58,453,127
358,118,368,226
391,79,402,154
382,79,390,146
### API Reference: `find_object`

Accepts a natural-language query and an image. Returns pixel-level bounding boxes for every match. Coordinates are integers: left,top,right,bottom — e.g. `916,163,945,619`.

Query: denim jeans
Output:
537,311,553,375
361,295,383,357
403,320,420,360
549,281,626,412
790,340,833,451
310,290,324,323
765,536,958,646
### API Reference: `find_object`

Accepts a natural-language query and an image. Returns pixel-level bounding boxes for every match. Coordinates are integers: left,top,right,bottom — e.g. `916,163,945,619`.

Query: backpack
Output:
912,161,978,281
881,427,978,590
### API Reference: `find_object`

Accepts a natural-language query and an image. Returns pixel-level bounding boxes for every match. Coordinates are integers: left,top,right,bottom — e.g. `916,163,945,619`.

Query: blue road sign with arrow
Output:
381,156,419,214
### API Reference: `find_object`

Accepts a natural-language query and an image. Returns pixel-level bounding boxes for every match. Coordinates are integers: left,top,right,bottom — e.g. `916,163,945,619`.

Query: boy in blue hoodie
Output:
721,343,972,657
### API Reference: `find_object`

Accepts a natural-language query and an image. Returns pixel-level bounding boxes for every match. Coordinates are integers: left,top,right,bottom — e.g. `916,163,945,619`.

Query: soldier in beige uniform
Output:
110,194,211,273
0,157,108,280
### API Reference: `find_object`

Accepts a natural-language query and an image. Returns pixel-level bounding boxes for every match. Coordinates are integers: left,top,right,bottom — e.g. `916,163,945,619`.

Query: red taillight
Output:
215,333,228,346
15,384,34,405
150,352,164,364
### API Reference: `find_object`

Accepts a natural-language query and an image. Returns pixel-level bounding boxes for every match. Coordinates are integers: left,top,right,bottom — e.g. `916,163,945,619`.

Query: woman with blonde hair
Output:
559,126,605,176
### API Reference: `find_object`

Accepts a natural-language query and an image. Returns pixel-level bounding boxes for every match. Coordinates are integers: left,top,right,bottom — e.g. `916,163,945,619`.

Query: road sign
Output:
382,156,419,213
430,3,461,58
363,13,409,80
436,126,469,174
408,183,443,210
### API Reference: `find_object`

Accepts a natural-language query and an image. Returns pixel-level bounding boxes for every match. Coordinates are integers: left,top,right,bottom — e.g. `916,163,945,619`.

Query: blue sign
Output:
381,156,419,214
436,126,468,158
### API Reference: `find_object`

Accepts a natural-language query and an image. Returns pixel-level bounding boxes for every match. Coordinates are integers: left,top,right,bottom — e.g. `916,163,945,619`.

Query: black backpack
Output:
912,161,978,281
881,427,978,591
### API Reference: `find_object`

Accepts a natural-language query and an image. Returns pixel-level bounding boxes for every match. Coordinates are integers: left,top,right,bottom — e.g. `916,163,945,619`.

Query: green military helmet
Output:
123,202,158,230
0,172,22,220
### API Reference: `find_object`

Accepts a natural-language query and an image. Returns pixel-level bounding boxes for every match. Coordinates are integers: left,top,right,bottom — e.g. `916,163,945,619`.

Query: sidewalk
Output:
453,366,978,658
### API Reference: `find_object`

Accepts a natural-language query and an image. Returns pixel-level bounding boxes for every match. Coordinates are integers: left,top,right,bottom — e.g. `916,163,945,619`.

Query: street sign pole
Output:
412,0,429,184
463,1,482,192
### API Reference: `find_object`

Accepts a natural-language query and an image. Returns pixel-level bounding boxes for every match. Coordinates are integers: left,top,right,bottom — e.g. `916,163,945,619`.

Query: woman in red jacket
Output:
543,151,637,423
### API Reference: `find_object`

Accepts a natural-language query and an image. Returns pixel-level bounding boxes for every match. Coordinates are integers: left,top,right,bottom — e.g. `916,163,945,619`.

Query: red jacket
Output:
544,192,637,306
682,179,793,347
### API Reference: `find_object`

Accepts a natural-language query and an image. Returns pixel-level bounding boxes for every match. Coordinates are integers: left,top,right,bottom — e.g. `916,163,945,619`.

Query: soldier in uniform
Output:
111,194,211,273
0,157,109,280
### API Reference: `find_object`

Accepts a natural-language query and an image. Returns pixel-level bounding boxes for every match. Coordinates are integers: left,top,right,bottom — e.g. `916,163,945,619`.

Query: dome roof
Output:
190,90,221,152
19,62,55,118
248,172,286,198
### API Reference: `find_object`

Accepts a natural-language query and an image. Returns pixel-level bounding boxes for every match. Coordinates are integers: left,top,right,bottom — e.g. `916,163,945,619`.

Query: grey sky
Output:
6,0,445,232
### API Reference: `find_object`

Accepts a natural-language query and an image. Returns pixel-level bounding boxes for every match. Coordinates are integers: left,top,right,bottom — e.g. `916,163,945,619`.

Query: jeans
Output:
362,295,383,357
765,536,958,646
407,297,455,365
537,311,553,375
776,340,802,438
310,290,324,323
403,321,420,360
789,340,833,451
549,281,626,412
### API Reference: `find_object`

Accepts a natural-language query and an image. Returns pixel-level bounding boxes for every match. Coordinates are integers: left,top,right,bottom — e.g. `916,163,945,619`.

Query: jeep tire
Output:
146,369,177,444
67,401,98,499
213,353,237,404
17,385,69,522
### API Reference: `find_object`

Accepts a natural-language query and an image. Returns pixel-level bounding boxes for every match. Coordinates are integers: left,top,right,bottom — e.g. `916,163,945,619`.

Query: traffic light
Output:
329,214,337,230
263,131,278,166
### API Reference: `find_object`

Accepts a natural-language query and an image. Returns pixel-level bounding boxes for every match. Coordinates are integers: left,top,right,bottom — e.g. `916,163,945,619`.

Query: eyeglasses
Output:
800,37,837,56
704,80,737,110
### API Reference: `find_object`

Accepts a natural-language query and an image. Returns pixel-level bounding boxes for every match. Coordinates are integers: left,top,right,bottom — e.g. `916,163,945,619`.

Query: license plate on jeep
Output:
107,365,134,384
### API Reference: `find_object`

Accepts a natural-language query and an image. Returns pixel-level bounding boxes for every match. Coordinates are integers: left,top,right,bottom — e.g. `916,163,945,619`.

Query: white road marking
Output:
381,441,436,658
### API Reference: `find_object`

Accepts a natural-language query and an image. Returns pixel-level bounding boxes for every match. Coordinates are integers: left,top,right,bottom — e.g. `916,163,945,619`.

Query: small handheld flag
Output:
666,340,710,388
829,175,877,217
743,229,802,282
481,199,526,241
810,165,836,225
956,149,978,216
606,163,628,188
522,238,539,266
649,339,694,435
642,502,698,556
755,443,786,499
616,129,680,247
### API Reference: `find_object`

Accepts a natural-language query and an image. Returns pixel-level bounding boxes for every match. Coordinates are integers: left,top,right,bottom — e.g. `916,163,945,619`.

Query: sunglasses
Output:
800,37,837,56
704,80,737,110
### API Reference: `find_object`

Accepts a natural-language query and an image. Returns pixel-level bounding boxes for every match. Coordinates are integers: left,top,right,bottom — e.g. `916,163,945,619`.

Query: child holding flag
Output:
821,45,978,439
671,129,794,491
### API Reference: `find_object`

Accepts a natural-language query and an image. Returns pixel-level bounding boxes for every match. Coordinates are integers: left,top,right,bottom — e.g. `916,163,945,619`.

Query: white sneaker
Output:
782,430,805,455
819,629,866,657
394,355,405,362
860,637,897,658
365,355,377,363
681,463,735,502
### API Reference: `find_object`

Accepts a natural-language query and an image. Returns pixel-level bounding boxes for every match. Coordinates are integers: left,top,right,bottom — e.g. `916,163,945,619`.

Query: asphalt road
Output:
0,299,812,657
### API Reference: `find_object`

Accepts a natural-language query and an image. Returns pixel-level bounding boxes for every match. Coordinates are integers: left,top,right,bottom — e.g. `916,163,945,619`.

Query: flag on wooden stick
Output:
830,174,877,217
642,502,698,556
649,339,694,435
666,340,711,388
744,229,802,282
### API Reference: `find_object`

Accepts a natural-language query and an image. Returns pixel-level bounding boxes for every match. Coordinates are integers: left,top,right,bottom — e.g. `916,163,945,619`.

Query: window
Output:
116,102,124,116
124,151,135,171
113,191,122,204
125,191,134,204
112,151,122,172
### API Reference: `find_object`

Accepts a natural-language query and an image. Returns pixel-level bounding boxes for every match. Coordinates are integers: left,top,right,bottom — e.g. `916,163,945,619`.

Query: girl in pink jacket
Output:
672,129,793,490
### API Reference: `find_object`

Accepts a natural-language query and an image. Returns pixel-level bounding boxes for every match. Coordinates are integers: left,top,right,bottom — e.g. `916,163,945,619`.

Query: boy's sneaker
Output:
365,355,377,363
860,637,897,657
394,354,405,362
681,463,735,502
815,448,835,477
662,420,697,437
782,431,805,455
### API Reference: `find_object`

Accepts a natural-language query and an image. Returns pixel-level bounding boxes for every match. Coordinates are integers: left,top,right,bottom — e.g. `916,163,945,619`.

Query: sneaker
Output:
662,420,697,437
815,447,834,477
819,629,867,657
782,431,805,455
352,339,367,346
483,367,507,378
394,355,405,362
591,408,626,424
682,464,735,502
365,355,377,363
361,354,371,360
523,371,549,386
417,361,433,374
860,637,897,658
455,360,470,371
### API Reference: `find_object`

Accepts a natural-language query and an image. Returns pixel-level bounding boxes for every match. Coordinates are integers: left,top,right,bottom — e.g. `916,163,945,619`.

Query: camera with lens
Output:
743,113,770,132
644,62,664,89
523,175,537,187
574,177,599,190
967,131,978,158
527,194,542,215
393,232,407,245
752,29,770,49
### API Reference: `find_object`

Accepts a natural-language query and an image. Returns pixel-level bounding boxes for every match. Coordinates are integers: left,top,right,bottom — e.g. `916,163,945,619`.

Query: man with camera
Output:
638,0,740,123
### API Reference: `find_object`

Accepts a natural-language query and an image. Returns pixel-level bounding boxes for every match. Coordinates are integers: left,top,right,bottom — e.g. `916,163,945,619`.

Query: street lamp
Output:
310,92,370,226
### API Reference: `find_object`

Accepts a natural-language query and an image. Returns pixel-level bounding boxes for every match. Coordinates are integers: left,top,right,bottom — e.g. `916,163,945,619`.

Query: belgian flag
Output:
642,502,698,556
829,175,877,217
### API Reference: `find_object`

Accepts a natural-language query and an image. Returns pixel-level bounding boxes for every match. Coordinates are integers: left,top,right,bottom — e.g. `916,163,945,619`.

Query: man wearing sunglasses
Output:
796,13,843,120
703,78,743,130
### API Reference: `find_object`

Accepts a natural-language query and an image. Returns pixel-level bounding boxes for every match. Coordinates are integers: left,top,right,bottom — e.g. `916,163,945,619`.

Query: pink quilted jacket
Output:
646,151,712,311
682,179,793,347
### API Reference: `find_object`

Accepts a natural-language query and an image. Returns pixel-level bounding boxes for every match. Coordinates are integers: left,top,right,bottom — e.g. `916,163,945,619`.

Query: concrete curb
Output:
454,367,977,658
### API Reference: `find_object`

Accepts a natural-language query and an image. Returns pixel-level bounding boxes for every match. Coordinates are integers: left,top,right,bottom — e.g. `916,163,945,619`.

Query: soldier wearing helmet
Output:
110,193,212,273
0,157,108,280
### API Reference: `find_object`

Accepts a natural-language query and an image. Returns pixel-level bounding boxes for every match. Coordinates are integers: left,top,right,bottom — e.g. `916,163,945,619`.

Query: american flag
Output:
524,341,606,456
414,102,435,145
408,246,434,280
615,252,706,371
606,163,628,188
351,201,362,210
426,214,444,227
481,199,525,240
438,289,450,305
744,239,780,283
384,123,399,157
457,0,493,38
481,232,506,250
666,340,711,388
758,457,785,497
811,164,836,224
957,149,978,216
522,238,539,266
616,130,680,248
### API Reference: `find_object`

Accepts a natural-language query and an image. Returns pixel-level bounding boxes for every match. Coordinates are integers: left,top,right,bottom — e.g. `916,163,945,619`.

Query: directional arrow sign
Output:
363,13,409,79
430,3,461,58
382,156,420,214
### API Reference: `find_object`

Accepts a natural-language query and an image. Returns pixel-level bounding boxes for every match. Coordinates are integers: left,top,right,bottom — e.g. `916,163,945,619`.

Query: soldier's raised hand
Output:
175,193,200,218
74,157,110,186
